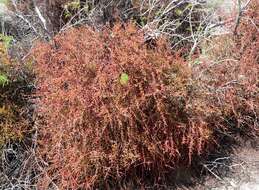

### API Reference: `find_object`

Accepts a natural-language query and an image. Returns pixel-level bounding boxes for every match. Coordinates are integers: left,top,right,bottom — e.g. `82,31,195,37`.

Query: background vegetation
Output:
0,0,258,189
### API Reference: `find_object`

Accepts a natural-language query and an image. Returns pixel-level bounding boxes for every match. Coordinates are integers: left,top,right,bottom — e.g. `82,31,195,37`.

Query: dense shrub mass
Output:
1,0,256,189
235,0,259,65
231,0,258,133
198,0,259,129
33,1,259,185
0,39,31,148
35,16,258,188
34,24,218,189
232,0,258,134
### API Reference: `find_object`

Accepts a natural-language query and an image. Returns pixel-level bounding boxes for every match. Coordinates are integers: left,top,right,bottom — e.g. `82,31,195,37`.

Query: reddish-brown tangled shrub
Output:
196,0,259,137
223,0,258,135
34,24,218,189
235,0,259,65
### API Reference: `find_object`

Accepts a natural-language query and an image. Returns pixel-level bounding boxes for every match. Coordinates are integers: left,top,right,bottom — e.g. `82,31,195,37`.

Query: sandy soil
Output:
188,140,259,190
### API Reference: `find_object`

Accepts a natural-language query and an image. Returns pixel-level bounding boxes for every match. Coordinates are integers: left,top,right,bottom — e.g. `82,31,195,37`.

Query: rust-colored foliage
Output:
222,0,259,135
197,0,259,137
235,0,259,66
231,0,259,134
34,24,215,189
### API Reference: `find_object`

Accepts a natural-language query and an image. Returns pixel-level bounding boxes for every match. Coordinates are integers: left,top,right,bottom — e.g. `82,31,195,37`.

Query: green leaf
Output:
139,16,147,27
0,74,8,87
186,3,193,9
64,10,72,18
194,59,200,65
120,73,129,85
0,34,13,49
65,0,80,10
175,9,183,16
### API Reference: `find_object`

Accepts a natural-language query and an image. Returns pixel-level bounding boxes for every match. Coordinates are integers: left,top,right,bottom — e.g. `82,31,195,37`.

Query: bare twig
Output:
233,0,242,35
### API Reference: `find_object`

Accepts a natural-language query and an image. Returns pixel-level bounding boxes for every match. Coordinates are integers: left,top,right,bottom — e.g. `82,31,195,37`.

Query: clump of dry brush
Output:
196,0,259,137
0,38,32,149
0,35,35,189
33,15,258,188
1,0,258,189
34,23,217,189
